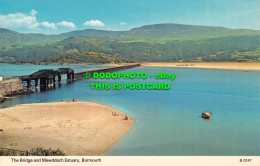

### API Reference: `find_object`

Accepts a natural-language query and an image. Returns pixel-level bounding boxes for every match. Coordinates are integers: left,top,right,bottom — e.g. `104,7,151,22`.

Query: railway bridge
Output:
19,64,140,92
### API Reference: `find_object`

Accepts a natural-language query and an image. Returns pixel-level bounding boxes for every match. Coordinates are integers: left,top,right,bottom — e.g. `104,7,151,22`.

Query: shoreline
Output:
0,63,113,66
0,102,134,156
141,62,260,70
0,63,127,66
1,62,259,70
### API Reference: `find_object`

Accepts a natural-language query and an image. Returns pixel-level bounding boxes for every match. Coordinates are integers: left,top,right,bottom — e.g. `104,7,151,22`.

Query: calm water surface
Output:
0,64,260,156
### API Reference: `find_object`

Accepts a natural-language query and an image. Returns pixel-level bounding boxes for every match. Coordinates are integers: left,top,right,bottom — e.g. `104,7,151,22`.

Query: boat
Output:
202,112,211,119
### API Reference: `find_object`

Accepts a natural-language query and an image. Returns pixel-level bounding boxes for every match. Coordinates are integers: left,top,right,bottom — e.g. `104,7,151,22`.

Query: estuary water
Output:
0,64,260,156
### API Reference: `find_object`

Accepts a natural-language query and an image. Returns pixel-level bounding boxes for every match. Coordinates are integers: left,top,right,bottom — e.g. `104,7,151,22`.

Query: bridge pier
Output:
46,79,50,87
50,79,53,87
67,73,75,82
67,74,71,82
40,78,46,87
45,77,55,89
50,78,55,88
72,73,75,81
67,74,69,82
53,77,56,88
58,76,61,83
26,80,31,91
35,79,39,92
40,78,46,91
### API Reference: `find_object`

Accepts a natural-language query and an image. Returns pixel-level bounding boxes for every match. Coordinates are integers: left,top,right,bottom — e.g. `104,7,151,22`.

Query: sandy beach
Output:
0,102,134,156
142,62,260,70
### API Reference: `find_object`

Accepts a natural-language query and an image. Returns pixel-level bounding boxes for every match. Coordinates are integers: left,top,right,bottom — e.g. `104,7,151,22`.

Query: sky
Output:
0,0,259,34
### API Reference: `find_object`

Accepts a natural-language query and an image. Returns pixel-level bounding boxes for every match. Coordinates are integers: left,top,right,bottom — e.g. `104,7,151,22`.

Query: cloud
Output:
120,22,127,25
30,9,38,17
41,21,57,29
57,21,76,28
0,9,76,32
83,20,104,27
0,12,40,29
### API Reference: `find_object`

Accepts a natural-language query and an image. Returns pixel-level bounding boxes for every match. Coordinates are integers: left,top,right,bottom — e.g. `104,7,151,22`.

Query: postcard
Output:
0,0,259,165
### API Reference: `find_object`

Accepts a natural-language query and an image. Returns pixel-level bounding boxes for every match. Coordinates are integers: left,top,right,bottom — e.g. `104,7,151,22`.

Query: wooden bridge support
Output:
50,79,53,87
37,77,57,91
58,75,61,83
40,78,46,91
47,79,50,87
40,78,46,87
67,74,71,82
67,73,74,82
26,80,31,90
50,78,55,88
35,79,39,92
72,73,75,81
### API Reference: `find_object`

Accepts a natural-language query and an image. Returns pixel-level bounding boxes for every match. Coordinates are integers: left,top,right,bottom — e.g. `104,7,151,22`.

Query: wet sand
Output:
142,62,260,70
0,102,134,155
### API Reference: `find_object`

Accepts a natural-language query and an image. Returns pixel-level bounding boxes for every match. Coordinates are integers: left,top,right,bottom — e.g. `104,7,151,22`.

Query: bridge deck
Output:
19,63,140,81
20,68,74,81
74,64,140,74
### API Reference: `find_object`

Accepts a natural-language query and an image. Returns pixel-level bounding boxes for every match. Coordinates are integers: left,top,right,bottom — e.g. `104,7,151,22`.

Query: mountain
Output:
0,23,260,63
0,28,61,43
0,28,124,43
1,23,260,43
57,23,260,40
59,29,126,38
127,23,260,40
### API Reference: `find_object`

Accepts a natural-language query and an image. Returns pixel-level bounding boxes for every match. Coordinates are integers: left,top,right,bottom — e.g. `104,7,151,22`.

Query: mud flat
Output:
142,62,260,70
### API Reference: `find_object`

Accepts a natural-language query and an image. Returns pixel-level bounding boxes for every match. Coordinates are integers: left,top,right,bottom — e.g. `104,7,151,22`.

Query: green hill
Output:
59,29,126,38
39,52,135,65
0,23,260,63
127,23,260,40
0,28,63,43
1,23,260,43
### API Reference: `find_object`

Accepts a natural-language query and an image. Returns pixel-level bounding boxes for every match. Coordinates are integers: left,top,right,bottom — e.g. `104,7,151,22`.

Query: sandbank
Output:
0,102,134,155
142,62,260,70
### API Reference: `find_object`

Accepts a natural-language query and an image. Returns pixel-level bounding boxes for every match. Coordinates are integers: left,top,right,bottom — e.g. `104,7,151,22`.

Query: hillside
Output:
59,29,126,38
0,28,63,43
2,23,260,42
38,52,135,65
0,23,260,63
127,23,260,40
